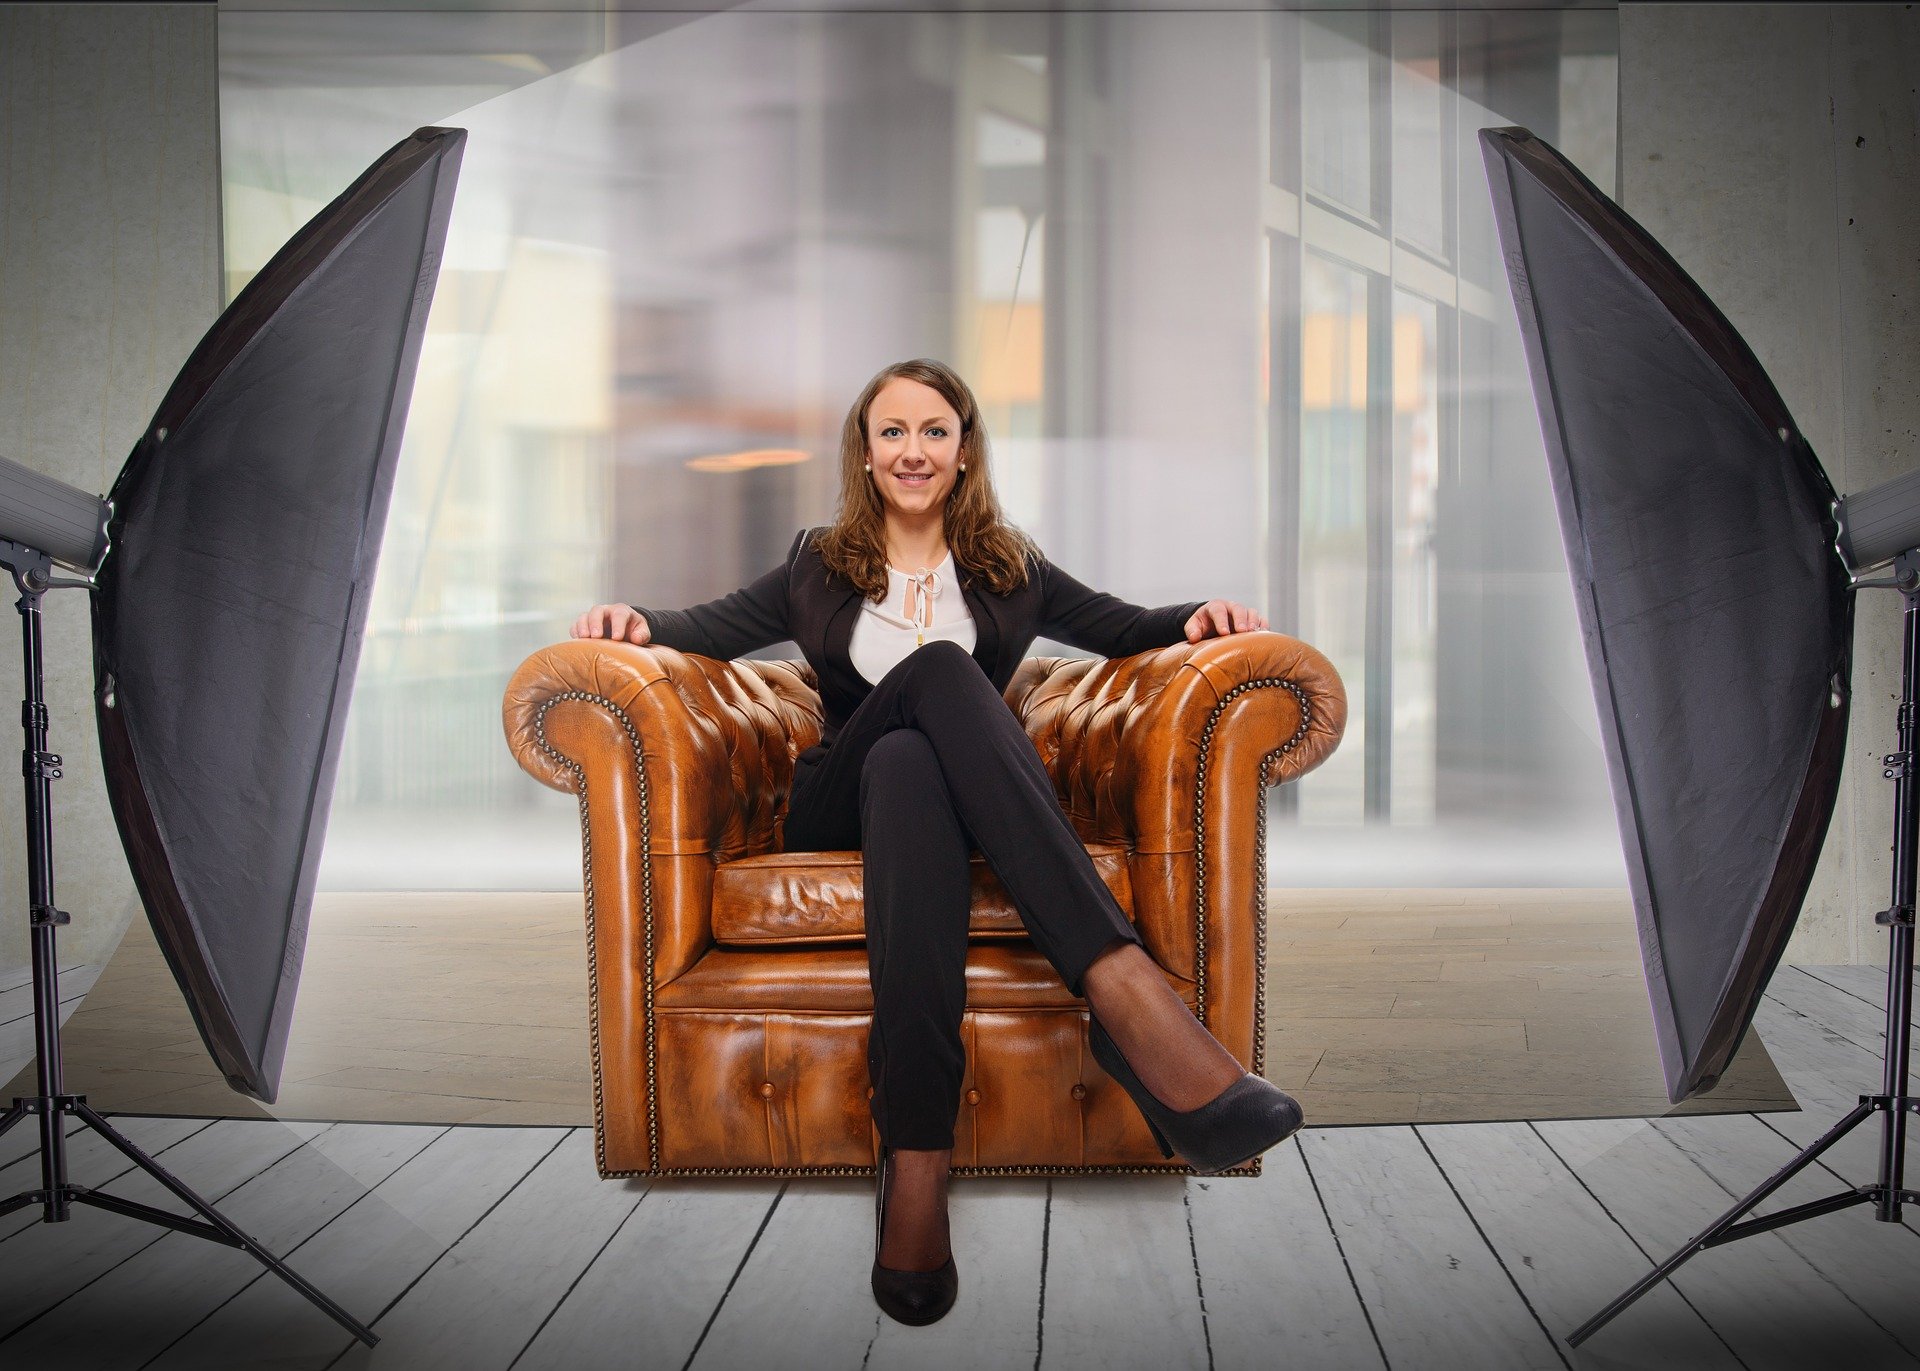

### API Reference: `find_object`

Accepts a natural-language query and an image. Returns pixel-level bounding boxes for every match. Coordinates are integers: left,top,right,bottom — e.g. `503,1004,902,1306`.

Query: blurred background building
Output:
214,5,1626,891
6,1,1914,976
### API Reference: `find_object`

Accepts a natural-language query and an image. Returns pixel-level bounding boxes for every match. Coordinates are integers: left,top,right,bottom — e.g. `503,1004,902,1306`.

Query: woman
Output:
571,358,1303,1327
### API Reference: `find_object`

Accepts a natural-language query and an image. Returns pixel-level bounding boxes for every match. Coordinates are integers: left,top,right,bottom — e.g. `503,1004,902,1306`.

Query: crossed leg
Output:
785,641,1247,1271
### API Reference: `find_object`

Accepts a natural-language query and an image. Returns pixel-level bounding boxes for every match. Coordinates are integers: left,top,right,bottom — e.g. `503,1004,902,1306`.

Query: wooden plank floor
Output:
1,890,1794,1127
0,964,1913,1370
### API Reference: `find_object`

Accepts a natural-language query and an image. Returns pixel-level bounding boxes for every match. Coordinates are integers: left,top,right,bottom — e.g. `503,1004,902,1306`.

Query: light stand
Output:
0,538,376,1348
1571,549,1920,1347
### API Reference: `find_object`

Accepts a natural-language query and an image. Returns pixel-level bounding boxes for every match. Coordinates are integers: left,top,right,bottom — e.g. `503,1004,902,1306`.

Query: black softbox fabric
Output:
1480,127,1853,1102
92,127,465,1102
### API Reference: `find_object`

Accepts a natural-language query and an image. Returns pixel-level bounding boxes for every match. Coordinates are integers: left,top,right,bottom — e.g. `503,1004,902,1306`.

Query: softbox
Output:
92,127,466,1102
1480,126,1853,1103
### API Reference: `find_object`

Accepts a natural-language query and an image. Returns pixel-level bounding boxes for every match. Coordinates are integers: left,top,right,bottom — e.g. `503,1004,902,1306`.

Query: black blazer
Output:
631,525,1207,759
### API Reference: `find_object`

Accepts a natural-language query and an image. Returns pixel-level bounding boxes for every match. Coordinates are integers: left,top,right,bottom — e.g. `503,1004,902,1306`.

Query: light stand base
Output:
1573,554,1920,1350
0,1093,378,1346
0,543,375,1350
1567,1095,1913,1347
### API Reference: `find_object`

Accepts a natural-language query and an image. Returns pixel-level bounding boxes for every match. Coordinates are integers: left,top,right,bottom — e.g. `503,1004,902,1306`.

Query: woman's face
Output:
865,377,963,521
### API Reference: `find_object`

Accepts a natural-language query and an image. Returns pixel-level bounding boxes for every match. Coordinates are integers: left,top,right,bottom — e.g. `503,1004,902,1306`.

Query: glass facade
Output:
216,6,1623,890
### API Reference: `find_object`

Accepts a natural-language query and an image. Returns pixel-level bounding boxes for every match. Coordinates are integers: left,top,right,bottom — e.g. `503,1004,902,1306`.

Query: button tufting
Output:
759,1081,774,1098
1070,1083,1086,1100
965,1089,981,1106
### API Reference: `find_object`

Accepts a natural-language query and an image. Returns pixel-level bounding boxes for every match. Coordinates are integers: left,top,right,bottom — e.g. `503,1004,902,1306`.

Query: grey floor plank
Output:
1771,966,1905,1056
1037,1174,1208,1371
1417,1121,1737,1371
0,1118,328,1339
150,1123,566,1371
1799,962,1910,1011
0,962,100,1025
1,1113,208,1203
1648,1110,1920,1356
0,960,1904,1371
681,1178,897,1371
1,1122,441,1370
1745,994,1920,1231
1536,1117,1917,1369
865,1178,1048,1371
1751,985,1885,1112
1186,1143,1385,1371
1298,1126,1566,1371
0,963,101,1085
328,1128,640,1371
675,1170,1050,1371
509,1174,764,1371
0,1110,86,1176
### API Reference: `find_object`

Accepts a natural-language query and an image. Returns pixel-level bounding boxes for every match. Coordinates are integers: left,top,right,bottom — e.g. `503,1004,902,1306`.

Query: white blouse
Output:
848,549,978,686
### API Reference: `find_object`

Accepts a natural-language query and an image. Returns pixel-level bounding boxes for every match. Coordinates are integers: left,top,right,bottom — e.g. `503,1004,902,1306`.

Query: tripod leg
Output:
1567,1099,1876,1347
69,1102,378,1347
0,1102,40,1218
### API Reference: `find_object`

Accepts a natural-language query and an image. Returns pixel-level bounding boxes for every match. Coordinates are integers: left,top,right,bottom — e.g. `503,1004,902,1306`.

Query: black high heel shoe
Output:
871,1145,958,1326
1087,1012,1305,1175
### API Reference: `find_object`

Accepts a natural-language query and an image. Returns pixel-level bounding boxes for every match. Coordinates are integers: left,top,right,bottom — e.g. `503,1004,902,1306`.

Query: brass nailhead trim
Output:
1191,677,1313,1080
533,690,658,1178
532,666,1313,1180
593,1161,1243,1178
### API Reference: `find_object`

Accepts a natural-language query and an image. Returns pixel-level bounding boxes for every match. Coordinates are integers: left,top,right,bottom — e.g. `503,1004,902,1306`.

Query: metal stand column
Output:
0,547,376,1348
1571,552,1920,1347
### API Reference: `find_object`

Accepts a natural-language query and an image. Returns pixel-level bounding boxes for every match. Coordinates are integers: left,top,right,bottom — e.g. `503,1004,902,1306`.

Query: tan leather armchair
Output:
503,633,1344,1180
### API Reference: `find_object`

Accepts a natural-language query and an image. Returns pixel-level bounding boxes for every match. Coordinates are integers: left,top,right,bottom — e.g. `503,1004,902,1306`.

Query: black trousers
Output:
781,640,1146,1150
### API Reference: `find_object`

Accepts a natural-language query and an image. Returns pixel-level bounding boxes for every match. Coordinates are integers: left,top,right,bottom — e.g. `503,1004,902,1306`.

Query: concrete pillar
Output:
0,4,222,975
1620,3,1920,963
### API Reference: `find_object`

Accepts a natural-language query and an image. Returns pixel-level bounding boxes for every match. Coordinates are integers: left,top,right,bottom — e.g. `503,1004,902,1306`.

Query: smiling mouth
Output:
896,473,931,485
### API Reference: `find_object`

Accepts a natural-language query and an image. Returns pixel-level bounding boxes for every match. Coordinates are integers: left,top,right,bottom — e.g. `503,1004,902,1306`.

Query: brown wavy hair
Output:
811,358,1041,602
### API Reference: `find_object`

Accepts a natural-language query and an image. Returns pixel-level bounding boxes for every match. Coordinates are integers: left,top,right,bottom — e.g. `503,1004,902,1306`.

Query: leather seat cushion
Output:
709,842,1135,945
655,941,1197,1012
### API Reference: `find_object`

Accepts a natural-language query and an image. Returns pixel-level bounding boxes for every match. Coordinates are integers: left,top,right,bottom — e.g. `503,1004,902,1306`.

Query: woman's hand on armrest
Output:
1182,599,1267,642
571,604,652,644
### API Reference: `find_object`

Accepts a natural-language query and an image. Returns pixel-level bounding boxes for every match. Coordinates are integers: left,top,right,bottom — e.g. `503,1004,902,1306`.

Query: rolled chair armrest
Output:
503,639,818,1175
503,638,816,987
1008,632,1347,1063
